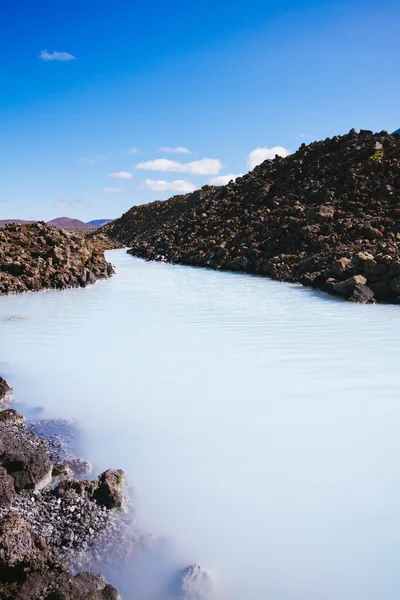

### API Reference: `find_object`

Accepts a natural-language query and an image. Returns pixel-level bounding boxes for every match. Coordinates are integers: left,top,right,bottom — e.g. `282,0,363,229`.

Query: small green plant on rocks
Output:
369,149,384,161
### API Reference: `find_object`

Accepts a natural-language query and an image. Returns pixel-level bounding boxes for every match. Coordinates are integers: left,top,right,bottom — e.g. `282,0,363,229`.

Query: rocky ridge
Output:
0,222,114,295
107,129,400,303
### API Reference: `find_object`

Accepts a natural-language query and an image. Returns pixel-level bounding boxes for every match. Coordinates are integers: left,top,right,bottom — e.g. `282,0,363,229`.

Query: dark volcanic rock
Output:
0,421,52,491
0,467,16,507
0,377,12,403
0,513,120,600
0,222,114,295
93,469,126,509
107,129,400,304
0,409,24,423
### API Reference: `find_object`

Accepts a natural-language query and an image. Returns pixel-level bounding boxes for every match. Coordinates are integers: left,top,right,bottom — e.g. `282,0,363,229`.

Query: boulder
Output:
332,257,352,276
178,564,213,600
390,275,400,295
93,469,126,509
0,377,12,403
333,275,367,297
0,409,24,423
0,425,53,491
351,283,375,304
0,466,16,507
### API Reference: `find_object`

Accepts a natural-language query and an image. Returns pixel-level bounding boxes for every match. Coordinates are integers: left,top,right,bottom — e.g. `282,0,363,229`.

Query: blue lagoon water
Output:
1,249,400,599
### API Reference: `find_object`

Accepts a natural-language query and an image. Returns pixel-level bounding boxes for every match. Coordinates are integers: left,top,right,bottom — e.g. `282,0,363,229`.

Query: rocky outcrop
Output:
178,564,213,600
0,513,120,600
0,377,12,403
0,419,53,491
0,222,114,295
107,129,400,303
0,401,125,599
53,468,126,509
93,469,126,509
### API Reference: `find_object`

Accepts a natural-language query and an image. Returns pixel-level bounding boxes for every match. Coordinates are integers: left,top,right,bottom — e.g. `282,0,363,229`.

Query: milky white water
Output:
1,249,400,599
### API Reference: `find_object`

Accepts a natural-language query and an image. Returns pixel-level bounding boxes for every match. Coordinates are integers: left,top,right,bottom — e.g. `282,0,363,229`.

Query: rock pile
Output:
107,129,400,303
0,222,114,295
0,398,125,599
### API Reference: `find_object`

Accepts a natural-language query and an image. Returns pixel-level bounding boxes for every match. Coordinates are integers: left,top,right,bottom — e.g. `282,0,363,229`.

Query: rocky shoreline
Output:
0,386,126,599
0,220,212,599
0,222,115,295
0,382,214,599
107,129,400,304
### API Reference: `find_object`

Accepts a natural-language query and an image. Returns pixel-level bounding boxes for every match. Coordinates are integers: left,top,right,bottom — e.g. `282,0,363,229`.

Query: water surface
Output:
1,249,400,599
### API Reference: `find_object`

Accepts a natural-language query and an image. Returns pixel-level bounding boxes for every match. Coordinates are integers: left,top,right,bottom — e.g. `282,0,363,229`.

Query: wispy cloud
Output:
140,179,196,193
101,188,125,193
39,50,76,62
247,146,289,170
136,158,223,176
209,174,243,186
53,198,89,209
80,154,109,165
158,146,191,154
108,171,133,180
126,147,141,154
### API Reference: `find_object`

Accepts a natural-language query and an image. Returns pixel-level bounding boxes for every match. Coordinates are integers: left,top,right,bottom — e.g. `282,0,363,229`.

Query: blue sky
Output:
1,0,399,221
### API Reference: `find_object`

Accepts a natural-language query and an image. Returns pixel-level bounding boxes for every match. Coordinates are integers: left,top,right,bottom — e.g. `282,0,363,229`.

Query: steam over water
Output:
1,249,400,599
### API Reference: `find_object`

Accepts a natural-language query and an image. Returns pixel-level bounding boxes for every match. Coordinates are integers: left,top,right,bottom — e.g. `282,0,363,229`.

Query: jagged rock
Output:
0,514,121,600
333,275,370,298
53,477,99,500
93,469,126,509
0,377,12,403
0,222,114,296
0,467,16,507
0,409,24,423
178,564,213,600
0,422,53,491
105,129,400,304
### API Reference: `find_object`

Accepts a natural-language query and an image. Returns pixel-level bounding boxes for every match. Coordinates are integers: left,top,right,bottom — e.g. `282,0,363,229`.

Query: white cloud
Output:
140,179,196,193
101,188,125,193
247,146,290,170
209,173,243,186
39,49,75,62
136,158,223,176
158,146,191,154
54,198,84,208
108,171,133,180
126,147,141,154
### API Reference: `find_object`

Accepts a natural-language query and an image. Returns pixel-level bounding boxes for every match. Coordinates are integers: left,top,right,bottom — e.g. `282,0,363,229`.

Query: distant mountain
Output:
47,217,92,229
0,219,35,227
86,219,114,227
393,128,400,136
0,217,114,229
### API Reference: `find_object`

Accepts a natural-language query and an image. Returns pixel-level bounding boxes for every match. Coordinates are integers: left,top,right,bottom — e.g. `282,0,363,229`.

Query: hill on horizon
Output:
47,217,92,229
86,219,114,227
0,217,114,229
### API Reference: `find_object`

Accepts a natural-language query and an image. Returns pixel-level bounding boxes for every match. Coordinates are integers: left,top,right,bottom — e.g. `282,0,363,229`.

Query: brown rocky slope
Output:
107,129,400,303
0,222,114,295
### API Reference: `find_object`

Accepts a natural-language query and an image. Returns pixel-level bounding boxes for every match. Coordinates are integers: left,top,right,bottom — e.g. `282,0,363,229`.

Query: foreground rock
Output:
0,222,114,295
0,513,120,599
0,393,125,598
0,417,53,491
107,129,400,304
